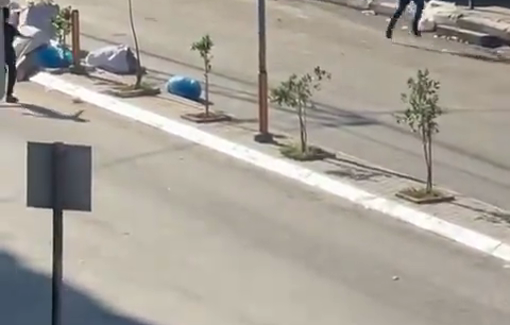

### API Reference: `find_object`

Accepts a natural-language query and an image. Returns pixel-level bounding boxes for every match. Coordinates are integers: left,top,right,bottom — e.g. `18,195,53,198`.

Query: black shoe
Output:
412,21,422,37
6,95,19,103
412,30,422,37
386,28,393,39
386,18,397,39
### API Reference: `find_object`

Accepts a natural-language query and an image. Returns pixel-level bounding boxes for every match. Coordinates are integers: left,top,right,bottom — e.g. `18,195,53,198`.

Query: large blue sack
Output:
166,75,202,101
35,44,73,69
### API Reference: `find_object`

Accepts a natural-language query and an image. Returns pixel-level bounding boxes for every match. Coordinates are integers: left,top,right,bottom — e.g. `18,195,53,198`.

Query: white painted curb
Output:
30,72,510,263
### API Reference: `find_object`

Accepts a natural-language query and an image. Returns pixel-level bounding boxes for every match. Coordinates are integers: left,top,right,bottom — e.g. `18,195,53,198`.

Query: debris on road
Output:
362,10,375,16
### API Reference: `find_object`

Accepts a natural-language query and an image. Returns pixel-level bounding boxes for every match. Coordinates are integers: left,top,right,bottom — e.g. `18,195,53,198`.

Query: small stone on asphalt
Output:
362,10,375,16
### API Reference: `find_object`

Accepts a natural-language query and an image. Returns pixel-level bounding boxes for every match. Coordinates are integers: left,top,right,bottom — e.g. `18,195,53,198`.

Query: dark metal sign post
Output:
51,143,64,325
26,141,92,325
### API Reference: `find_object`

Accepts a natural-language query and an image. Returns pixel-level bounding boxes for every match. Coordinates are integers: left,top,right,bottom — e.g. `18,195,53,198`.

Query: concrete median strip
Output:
30,71,510,263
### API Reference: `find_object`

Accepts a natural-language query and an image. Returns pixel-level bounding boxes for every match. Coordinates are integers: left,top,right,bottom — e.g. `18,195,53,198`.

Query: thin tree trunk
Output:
426,129,433,193
298,105,306,152
205,68,209,116
421,128,431,193
303,103,308,152
128,0,143,88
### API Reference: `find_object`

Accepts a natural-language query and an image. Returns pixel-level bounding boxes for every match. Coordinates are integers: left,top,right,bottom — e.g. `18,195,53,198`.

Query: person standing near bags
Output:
386,0,425,39
3,6,25,103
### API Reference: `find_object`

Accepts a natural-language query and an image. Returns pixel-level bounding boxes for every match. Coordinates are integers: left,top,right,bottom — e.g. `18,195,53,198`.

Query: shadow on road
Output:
21,103,88,122
143,67,379,128
143,66,510,177
0,250,153,325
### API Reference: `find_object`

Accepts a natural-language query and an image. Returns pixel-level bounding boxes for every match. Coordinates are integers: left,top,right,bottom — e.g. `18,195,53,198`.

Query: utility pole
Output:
254,0,273,143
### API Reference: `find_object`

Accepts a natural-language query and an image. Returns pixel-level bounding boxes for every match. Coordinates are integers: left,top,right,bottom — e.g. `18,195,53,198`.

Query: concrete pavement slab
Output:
2,82,510,325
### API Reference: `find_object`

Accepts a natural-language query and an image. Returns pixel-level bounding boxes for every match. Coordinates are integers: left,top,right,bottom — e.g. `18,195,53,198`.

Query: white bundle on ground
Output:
418,0,462,32
84,45,138,75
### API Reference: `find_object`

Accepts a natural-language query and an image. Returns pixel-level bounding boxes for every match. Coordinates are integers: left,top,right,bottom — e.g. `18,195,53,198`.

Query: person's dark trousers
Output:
386,0,425,39
5,50,16,98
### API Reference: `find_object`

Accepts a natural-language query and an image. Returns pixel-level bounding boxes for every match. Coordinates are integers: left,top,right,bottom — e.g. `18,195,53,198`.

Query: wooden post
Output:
71,9,80,67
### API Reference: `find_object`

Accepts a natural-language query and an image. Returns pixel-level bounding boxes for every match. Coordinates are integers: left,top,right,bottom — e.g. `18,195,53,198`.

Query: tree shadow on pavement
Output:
144,68,378,128
325,155,423,182
20,103,88,122
0,250,154,325
148,65,510,173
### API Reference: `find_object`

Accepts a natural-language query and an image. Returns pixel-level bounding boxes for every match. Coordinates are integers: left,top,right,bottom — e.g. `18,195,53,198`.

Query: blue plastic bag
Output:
166,75,202,101
35,44,73,69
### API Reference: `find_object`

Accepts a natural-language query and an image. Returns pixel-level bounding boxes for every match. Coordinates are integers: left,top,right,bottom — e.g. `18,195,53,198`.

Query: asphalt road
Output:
61,0,510,210
1,81,510,324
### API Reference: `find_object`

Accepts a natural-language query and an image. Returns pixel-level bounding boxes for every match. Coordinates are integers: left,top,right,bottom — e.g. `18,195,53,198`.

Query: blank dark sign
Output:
26,142,92,212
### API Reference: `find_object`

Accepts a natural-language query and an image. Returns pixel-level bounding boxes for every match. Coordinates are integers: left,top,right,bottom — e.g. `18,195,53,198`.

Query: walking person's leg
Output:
386,0,411,39
411,0,425,36
5,53,18,103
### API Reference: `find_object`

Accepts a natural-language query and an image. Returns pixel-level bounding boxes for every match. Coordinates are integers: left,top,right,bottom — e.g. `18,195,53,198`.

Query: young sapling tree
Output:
270,66,331,158
52,5,72,47
191,34,214,116
395,69,443,196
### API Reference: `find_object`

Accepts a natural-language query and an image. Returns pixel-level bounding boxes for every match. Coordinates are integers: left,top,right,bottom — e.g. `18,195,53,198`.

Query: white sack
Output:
17,1,59,38
14,25,53,81
14,25,52,59
8,1,22,27
85,45,138,74
418,0,461,32
16,51,40,81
